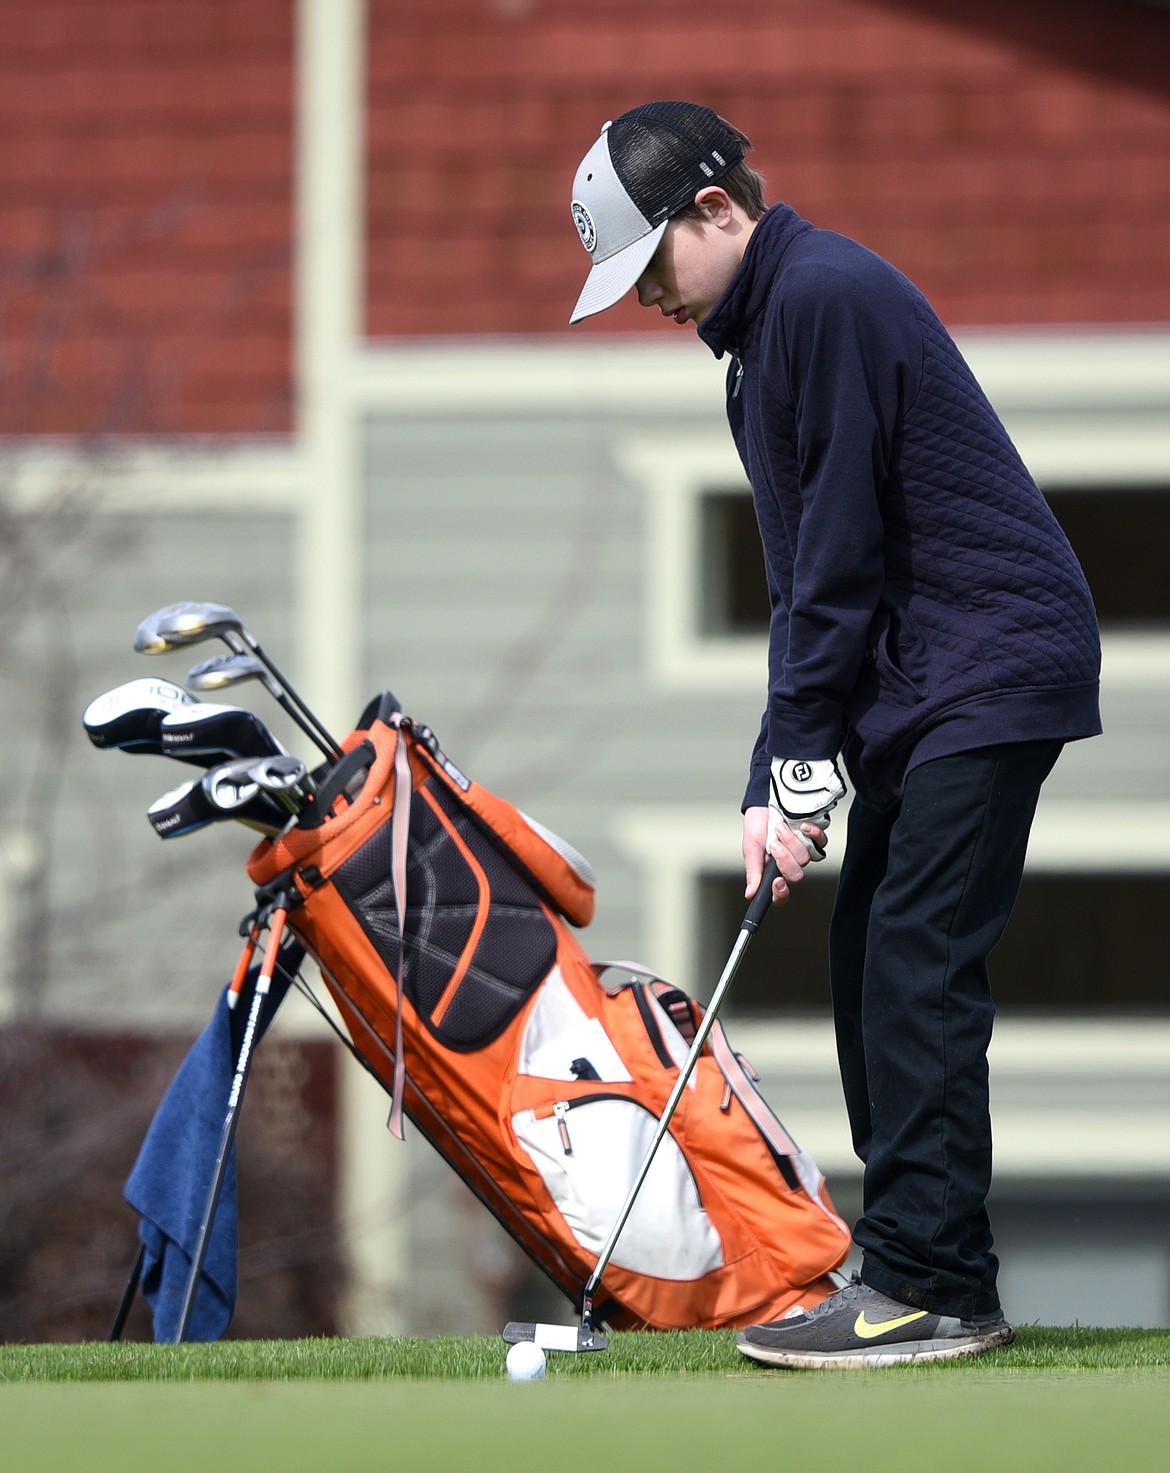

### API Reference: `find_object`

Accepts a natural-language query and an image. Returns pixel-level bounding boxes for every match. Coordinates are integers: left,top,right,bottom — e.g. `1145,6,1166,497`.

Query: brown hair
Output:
671,117,768,222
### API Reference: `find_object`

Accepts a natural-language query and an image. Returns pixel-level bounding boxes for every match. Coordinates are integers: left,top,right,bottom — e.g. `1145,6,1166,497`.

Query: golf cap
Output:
568,101,745,324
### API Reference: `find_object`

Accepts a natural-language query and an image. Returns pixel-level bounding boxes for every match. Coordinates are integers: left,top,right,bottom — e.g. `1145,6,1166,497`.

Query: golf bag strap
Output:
705,1021,802,1163
387,725,412,1139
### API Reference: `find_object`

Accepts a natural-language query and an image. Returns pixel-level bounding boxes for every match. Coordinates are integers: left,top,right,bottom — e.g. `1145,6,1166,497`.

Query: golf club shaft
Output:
269,686,338,760
580,856,780,1332
174,909,287,1342
240,637,342,759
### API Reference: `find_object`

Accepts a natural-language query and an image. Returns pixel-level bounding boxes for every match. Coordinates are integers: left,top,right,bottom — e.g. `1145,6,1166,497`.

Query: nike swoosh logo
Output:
853,1309,929,1340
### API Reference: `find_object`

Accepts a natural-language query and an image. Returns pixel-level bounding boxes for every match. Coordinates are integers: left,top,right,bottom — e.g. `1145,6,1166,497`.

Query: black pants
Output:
828,740,1062,1319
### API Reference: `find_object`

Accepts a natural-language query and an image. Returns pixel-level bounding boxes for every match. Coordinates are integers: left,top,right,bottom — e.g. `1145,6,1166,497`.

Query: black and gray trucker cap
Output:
569,101,745,324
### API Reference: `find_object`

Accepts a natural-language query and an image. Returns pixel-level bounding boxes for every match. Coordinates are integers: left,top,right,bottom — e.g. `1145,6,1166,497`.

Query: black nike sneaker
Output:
737,1279,1016,1369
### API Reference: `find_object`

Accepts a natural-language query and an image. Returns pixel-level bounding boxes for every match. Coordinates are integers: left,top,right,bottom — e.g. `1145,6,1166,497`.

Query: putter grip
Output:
743,856,781,933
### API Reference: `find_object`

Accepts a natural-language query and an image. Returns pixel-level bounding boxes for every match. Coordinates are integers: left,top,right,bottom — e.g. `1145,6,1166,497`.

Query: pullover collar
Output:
698,203,811,359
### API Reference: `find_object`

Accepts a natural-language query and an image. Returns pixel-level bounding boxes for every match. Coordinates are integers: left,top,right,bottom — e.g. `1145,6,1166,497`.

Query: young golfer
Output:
568,102,1101,1368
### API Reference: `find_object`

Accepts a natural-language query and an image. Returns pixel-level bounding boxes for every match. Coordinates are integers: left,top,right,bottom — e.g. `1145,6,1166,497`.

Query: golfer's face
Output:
635,217,735,327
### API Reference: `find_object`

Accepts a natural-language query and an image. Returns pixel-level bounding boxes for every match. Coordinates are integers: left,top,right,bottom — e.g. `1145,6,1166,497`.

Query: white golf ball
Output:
505,1340,546,1380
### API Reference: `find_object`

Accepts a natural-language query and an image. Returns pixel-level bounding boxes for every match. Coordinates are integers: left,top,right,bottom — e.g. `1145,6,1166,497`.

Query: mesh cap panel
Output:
609,102,743,225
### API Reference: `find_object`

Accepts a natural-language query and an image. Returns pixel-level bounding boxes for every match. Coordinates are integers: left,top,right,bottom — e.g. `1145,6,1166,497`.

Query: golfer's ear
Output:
693,186,734,225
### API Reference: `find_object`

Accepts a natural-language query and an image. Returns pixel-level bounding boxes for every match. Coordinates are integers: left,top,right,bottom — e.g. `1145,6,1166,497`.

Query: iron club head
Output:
147,774,288,839
249,753,312,796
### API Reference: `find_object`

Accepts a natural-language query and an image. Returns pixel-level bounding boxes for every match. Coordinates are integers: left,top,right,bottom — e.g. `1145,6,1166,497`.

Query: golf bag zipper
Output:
553,1101,573,1154
537,1092,686,1158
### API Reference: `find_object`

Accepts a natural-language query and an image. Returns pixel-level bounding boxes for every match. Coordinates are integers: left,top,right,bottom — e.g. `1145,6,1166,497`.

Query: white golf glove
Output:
769,758,846,862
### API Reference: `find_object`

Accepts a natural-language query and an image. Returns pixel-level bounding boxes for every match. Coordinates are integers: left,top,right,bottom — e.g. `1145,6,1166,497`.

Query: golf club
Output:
134,601,342,759
502,854,782,1355
83,678,207,765
186,651,337,762
147,773,289,839
159,702,289,765
204,755,316,820
248,753,314,807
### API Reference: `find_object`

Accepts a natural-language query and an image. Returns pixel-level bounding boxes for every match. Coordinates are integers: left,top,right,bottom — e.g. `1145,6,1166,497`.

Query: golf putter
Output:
503,854,782,1354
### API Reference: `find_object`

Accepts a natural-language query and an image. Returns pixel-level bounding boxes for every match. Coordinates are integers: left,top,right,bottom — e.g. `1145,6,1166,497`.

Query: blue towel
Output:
124,942,300,1341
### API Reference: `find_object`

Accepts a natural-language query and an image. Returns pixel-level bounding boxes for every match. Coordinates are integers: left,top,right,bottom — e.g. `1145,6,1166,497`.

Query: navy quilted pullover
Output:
698,204,1102,810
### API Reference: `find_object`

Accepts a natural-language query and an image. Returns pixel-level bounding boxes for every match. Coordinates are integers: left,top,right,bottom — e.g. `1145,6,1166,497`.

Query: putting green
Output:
4,1372,1168,1473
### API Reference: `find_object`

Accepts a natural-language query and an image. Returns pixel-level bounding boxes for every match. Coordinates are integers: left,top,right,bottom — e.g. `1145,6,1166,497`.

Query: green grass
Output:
1,1326,1168,1381
2,1331,1167,1473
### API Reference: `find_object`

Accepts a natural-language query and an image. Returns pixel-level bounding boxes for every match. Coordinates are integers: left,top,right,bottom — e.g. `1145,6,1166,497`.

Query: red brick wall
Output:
366,0,1170,335
2,2,1167,432
0,0,293,434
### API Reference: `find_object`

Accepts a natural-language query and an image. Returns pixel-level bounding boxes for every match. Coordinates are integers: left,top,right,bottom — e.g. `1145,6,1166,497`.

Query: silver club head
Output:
186,652,272,694
201,758,265,813
135,601,252,656
250,754,310,795
147,773,286,838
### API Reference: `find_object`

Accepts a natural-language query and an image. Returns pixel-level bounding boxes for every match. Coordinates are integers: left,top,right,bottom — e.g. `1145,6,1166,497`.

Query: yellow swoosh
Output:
853,1309,929,1340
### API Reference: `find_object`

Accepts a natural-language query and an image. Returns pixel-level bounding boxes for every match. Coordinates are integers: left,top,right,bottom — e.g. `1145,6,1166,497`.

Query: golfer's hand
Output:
744,805,823,906
769,758,845,863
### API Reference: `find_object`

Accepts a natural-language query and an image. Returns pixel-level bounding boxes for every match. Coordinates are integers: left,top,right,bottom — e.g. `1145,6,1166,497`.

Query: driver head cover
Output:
568,101,744,325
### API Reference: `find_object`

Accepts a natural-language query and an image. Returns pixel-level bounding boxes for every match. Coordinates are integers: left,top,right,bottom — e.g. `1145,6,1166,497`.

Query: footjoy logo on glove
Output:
853,1309,928,1340
792,761,812,783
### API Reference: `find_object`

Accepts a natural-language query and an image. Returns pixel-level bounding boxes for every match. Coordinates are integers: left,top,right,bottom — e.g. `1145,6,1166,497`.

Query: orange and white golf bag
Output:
244,692,850,1331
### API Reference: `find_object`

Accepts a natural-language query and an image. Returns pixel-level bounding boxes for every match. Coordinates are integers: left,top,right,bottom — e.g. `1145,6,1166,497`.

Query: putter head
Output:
186,652,271,694
83,679,206,765
501,1321,608,1354
147,774,286,839
159,703,287,763
135,601,250,655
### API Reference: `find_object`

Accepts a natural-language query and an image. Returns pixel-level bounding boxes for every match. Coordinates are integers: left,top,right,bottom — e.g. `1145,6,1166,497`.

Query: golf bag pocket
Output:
327,775,559,1050
512,1093,724,1280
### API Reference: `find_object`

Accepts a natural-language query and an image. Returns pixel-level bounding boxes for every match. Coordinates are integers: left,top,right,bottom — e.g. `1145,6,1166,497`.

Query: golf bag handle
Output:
299,740,376,829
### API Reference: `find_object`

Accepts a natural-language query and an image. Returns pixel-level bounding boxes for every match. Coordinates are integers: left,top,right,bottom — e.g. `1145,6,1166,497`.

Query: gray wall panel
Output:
1,508,301,1028
362,407,759,969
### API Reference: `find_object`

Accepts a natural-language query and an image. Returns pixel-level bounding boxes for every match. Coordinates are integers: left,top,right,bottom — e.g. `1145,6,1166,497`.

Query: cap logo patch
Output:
572,201,596,252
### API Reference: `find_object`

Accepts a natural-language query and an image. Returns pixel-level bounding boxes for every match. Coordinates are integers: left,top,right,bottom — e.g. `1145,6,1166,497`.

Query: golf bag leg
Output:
107,1241,146,1341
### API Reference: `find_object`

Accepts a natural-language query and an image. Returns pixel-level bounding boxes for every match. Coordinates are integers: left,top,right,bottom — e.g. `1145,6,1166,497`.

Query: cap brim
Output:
568,221,668,325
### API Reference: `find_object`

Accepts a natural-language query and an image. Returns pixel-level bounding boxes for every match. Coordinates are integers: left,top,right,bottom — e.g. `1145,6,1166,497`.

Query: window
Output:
696,484,1170,635
696,870,1170,1018
1045,486,1170,625
696,489,768,636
